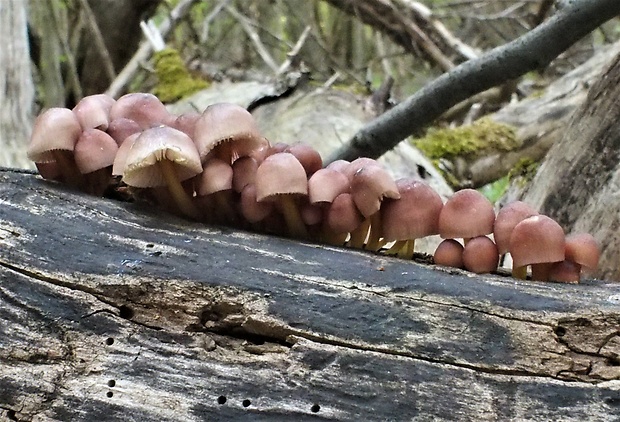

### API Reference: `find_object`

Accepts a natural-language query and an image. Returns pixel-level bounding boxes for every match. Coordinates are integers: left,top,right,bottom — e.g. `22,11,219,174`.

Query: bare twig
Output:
276,25,312,76
201,0,231,43
327,0,620,163
105,0,201,98
225,5,279,73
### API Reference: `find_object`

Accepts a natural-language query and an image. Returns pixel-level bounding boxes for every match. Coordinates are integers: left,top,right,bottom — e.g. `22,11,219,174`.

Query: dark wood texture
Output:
0,169,619,421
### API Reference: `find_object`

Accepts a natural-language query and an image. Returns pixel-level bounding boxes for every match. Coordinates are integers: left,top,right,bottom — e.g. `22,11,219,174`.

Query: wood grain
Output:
0,169,618,421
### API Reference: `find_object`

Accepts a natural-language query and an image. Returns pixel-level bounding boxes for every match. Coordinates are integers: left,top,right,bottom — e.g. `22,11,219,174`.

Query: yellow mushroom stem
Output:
365,212,383,251
512,265,528,279
158,159,201,221
51,150,86,190
385,239,415,259
278,195,308,239
348,218,370,249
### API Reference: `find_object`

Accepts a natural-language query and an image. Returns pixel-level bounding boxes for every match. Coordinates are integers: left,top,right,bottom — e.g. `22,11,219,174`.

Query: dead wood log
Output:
0,169,619,420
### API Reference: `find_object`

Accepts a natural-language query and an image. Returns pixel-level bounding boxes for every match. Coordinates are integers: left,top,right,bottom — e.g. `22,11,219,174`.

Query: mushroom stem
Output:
512,265,528,279
365,212,383,251
84,167,113,197
398,239,415,260
278,195,308,239
51,150,85,190
321,228,348,246
158,159,201,220
348,218,370,249
385,240,407,256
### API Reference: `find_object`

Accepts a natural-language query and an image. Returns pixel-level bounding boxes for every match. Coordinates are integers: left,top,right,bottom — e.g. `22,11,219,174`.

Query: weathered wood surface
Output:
0,169,619,421
521,45,620,282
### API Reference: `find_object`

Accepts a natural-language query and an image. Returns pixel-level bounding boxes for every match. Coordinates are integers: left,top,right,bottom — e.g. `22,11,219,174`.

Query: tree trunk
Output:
1,169,619,420
520,48,620,282
0,0,34,169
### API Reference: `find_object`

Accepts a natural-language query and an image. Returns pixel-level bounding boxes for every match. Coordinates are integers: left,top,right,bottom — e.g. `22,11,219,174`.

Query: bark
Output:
520,48,620,282
0,169,619,420
326,0,620,164
0,0,35,169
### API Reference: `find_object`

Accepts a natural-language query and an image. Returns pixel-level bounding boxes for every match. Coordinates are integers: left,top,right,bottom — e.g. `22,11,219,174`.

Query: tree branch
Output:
326,0,620,163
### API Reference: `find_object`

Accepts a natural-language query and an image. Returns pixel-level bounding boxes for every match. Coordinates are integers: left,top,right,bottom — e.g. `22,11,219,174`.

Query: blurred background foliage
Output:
28,0,620,110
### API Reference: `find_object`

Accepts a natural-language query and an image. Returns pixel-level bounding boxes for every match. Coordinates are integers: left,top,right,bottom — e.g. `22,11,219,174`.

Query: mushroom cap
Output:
493,201,538,254
381,178,443,241
350,164,400,218
73,94,115,131
509,215,565,268
433,239,464,269
325,159,351,174
27,108,82,162
121,125,203,188
565,233,600,271
240,183,273,223
172,112,201,139
286,143,323,176
255,152,308,202
462,236,499,274
196,158,233,196
74,129,119,174
193,102,265,162
326,193,364,234
438,189,495,239
106,117,142,146
109,93,170,129
112,132,141,176
308,168,350,204
232,156,260,194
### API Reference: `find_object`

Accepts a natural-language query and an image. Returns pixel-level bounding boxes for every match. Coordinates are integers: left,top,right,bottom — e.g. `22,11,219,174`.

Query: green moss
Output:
508,158,539,187
152,48,209,103
413,118,519,160
478,175,509,204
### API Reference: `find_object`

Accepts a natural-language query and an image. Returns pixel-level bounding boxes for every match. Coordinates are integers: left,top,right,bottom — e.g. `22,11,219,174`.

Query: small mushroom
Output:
74,128,119,196
548,260,581,284
324,192,364,246
493,201,538,255
73,94,115,131
106,118,142,146
564,233,600,277
119,125,202,220
27,107,85,189
462,236,499,274
382,178,443,259
438,188,495,244
286,143,323,176
349,159,400,250
255,152,309,238
433,239,464,269
509,215,565,281
195,157,236,224
109,93,170,129
193,103,267,164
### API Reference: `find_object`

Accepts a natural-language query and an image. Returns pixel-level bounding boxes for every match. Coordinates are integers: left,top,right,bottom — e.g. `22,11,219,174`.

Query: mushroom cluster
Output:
27,93,600,283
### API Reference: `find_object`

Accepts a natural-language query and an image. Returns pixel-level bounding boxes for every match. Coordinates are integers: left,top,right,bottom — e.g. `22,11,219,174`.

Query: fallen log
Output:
0,169,619,421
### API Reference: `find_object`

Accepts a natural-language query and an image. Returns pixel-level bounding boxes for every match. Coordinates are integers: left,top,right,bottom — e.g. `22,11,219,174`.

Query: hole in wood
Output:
607,357,620,367
106,391,113,398
554,326,566,337
217,395,227,405
146,243,154,248
311,404,320,413
107,380,116,387
242,399,251,407
6,409,17,420
105,337,114,346
119,305,134,319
